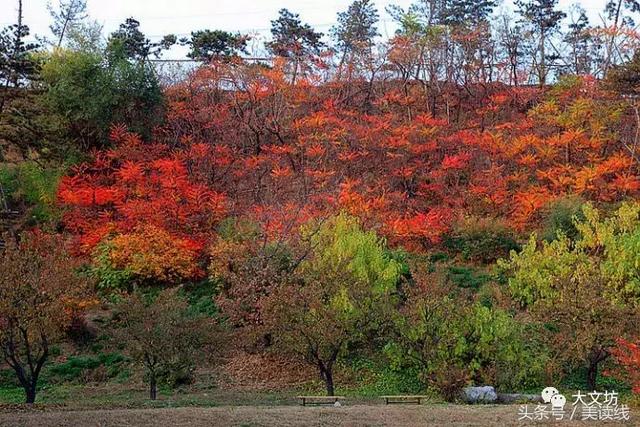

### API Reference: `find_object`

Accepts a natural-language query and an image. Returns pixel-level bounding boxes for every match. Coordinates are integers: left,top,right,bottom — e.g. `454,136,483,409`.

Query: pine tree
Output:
266,9,324,83
47,0,88,47
331,0,379,58
0,0,39,115
515,0,566,86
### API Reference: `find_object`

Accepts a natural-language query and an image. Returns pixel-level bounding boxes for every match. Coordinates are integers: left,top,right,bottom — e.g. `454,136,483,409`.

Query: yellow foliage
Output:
108,225,201,282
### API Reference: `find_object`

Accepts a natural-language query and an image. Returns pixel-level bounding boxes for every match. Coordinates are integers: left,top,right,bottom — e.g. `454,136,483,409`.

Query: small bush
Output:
0,387,26,404
0,163,63,223
347,357,424,396
48,356,101,382
447,265,491,290
445,217,520,263
90,242,134,293
180,280,220,318
431,366,470,402
541,196,585,242
47,352,127,384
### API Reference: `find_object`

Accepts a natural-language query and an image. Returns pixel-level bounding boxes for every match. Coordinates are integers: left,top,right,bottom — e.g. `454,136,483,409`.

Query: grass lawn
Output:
0,366,635,426
0,387,635,426
0,384,297,409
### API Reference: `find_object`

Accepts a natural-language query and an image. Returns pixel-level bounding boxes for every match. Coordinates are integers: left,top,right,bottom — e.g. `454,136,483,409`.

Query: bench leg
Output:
302,398,305,406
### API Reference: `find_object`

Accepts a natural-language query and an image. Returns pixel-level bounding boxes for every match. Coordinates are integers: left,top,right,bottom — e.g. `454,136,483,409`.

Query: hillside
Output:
3,0,640,417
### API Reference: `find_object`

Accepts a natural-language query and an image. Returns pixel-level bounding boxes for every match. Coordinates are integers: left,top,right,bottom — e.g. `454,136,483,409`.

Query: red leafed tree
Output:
58,126,227,283
57,62,640,280
609,338,640,394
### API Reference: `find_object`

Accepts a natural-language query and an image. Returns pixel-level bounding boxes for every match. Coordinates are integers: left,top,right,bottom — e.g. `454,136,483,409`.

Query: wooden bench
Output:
297,395,346,406
381,395,430,405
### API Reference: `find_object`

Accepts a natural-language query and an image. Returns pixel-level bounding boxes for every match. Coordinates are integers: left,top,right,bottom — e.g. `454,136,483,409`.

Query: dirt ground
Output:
0,404,633,427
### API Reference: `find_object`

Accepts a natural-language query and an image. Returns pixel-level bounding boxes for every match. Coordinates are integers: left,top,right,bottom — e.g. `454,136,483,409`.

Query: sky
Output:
0,0,618,59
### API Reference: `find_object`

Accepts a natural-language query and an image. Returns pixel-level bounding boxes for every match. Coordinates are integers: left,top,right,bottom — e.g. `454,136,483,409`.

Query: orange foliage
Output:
57,67,640,280
108,225,203,282
58,127,227,280
609,338,640,394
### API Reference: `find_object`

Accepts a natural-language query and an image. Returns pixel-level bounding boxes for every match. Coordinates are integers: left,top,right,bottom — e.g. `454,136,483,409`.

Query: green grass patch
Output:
0,162,64,223
343,357,425,397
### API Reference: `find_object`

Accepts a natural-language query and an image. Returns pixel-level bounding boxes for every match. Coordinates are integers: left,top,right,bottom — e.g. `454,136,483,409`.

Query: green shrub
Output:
90,242,133,293
447,265,491,290
0,162,63,223
99,352,126,367
0,387,26,404
346,357,424,396
445,217,520,263
48,356,101,382
46,352,128,384
41,48,163,148
389,292,549,398
429,252,449,263
180,280,220,318
541,196,585,242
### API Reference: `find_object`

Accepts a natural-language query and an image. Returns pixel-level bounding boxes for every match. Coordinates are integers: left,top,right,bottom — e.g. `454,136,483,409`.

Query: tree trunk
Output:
149,374,157,400
539,31,546,87
586,349,609,391
586,360,598,392
319,364,335,396
25,383,36,404
324,368,335,396
604,0,623,74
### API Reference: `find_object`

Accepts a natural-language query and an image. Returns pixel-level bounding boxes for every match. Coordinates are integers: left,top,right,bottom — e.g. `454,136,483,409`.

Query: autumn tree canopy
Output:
0,232,94,403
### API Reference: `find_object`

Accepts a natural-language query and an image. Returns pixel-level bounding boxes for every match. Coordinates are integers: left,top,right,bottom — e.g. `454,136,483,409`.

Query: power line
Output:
144,19,397,39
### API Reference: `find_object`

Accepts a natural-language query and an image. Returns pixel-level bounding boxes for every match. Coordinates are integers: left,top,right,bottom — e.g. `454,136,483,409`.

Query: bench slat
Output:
380,395,429,398
381,395,429,405
297,396,345,406
297,396,345,400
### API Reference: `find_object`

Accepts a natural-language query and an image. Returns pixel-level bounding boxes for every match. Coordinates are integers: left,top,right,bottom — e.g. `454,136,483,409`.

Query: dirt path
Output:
0,404,632,427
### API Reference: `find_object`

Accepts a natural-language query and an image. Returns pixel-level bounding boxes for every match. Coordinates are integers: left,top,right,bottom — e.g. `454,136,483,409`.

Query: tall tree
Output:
41,47,164,147
603,0,640,73
47,0,88,47
444,0,497,84
65,19,104,53
106,17,176,62
0,233,94,403
0,0,39,115
107,18,151,61
266,9,324,84
564,6,593,75
400,0,449,26
515,0,566,86
496,12,526,86
183,30,249,62
331,0,379,77
113,288,222,400
263,214,403,396
442,0,496,27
